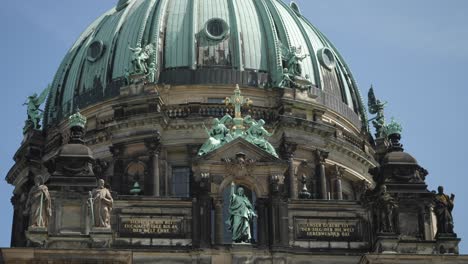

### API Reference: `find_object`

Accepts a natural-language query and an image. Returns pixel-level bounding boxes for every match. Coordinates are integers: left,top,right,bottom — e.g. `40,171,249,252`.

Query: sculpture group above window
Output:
198,86,278,157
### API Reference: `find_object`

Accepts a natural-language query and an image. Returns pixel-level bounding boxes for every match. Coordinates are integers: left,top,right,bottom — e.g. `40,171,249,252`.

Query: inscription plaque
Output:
119,217,184,238
295,218,362,241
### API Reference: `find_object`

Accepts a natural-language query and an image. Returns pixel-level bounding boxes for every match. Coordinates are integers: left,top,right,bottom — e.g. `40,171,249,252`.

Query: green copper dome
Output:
44,0,366,128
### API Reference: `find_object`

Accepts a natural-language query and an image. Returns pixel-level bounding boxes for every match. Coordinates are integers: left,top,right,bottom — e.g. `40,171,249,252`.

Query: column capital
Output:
314,149,329,164
144,130,162,155
280,136,297,159
333,165,345,180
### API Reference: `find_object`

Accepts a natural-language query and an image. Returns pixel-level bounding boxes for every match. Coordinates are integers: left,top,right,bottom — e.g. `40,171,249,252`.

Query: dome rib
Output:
276,0,321,89
44,0,367,132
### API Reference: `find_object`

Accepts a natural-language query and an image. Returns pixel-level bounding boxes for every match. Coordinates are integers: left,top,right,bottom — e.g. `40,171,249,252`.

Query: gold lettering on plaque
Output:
121,218,181,235
297,222,357,239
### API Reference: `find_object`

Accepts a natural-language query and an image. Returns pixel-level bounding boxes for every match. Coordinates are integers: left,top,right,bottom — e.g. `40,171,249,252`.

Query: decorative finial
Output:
385,118,402,136
386,118,404,152
69,110,87,129
130,181,142,195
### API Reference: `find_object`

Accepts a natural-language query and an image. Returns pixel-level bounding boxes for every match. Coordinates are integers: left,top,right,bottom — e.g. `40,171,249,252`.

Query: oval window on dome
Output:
317,47,336,70
205,18,229,40
87,41,105,63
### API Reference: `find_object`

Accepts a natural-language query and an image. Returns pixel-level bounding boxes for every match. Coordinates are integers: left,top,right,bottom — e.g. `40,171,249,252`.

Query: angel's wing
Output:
278,41,290,59
219,114,233,125
367,86,378,114
37,84,51,105
144,43,155,54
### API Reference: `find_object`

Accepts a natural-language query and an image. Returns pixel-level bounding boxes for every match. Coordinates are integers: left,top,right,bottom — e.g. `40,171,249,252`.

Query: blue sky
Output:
1,0,467,253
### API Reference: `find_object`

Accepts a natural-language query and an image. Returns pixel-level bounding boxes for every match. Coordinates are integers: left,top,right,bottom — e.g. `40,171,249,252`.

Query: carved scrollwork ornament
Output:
222,152,256,179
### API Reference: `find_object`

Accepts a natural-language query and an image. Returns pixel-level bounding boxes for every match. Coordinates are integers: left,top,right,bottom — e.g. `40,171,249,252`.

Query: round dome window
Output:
87,41,105,62
205,18,229,40
317,47,336,70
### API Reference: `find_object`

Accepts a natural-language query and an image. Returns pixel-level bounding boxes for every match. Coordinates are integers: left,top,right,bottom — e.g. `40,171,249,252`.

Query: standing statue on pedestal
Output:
434,186,455,235
23,85,51,133
24,176,52,228
227,182,257,243
375,185,397,233
91,179,113,228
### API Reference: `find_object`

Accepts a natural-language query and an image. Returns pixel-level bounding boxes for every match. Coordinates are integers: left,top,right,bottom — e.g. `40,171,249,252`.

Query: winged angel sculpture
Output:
129,43,155,75
24,85,51,132
278,43,311,89
368,86,387,138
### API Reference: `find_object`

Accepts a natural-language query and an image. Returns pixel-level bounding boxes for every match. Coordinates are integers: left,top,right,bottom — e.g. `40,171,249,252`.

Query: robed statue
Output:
90,179,113,228
434,186,455,235
244,116,278,157
227,183,257,243
24,176,52,228
198,114,233,156
375,185,397,233
24,85,51,131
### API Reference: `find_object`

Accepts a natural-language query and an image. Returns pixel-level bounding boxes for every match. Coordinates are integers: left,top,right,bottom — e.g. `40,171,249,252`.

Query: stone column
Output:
145,131,161,196
256,198,268,248
334,165,344,200
109,145,124,194
214,197,224,245
280,141,297,199
315,149,329,200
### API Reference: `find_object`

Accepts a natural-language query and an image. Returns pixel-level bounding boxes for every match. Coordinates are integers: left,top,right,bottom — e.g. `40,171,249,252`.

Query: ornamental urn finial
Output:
69,110,87,129
68,110,87,144
385,118,403,152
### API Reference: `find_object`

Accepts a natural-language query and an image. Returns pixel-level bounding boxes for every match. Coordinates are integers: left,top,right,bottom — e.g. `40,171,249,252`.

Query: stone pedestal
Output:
89,227,113,248
25,227,48,247
373,234,399,253
436,233,460,254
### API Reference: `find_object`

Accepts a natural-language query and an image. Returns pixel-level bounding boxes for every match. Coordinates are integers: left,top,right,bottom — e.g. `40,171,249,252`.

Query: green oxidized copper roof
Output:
44,0,367,130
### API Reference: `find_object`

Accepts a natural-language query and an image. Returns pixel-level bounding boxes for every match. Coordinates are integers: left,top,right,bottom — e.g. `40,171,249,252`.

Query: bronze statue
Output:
91,179,113,228
434,186,455,235
198,114,233,156
23,85,51,132
24,176,52,228
368,86,387,138
227,183,257,243
244,116,278,157
129,43,154,74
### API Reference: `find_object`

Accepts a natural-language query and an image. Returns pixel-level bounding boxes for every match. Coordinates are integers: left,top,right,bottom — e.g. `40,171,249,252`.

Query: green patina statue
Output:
129,43,154,75
278,43,312,89
244,116,278,157
198,86,279,157
227,182,257,243
368,86,387,138
23,85,51,133
198,115,233,156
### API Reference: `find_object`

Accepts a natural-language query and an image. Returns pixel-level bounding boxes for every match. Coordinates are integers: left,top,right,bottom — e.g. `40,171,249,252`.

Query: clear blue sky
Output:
1,0,467,253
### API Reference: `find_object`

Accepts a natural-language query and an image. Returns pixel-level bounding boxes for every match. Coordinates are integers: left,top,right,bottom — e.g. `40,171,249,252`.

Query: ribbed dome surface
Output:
44,0,366,129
